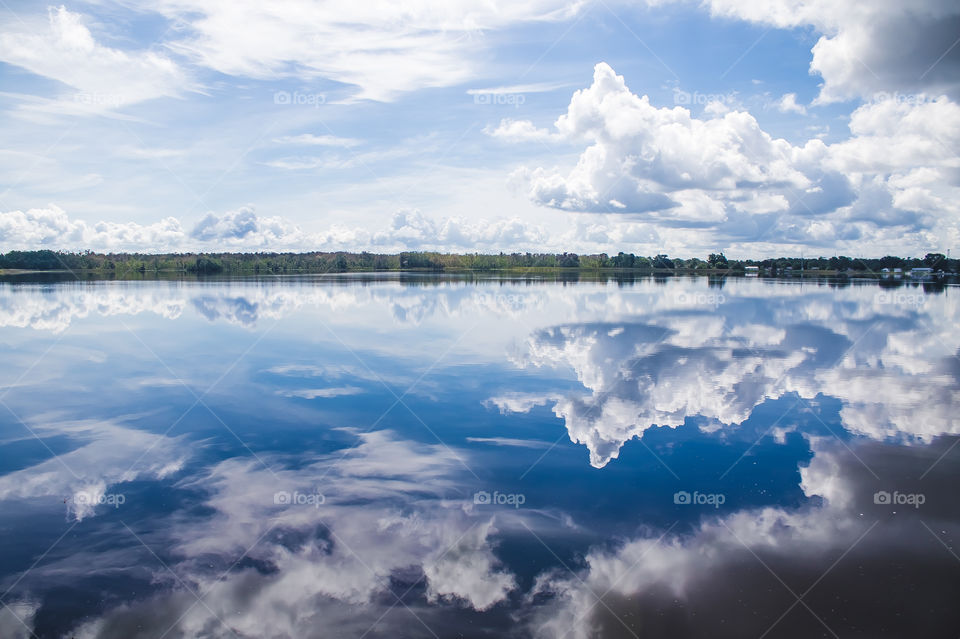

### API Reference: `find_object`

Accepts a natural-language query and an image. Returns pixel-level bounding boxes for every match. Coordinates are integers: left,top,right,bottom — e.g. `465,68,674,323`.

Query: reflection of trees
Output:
0,280,551,331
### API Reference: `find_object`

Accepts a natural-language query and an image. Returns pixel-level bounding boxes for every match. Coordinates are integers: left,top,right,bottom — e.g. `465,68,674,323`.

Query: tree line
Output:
0,249,955,275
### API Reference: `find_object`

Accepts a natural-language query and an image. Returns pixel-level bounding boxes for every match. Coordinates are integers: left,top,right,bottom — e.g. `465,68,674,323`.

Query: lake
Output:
0,273,957,638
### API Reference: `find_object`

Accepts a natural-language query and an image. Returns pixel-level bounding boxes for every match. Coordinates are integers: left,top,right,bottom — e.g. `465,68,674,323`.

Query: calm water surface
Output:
0,274,957,638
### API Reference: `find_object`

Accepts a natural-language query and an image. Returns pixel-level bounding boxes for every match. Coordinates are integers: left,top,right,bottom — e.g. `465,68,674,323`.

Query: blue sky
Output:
0,1,958,257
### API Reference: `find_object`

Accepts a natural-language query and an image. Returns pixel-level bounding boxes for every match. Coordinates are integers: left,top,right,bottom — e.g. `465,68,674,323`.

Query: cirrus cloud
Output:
0,5,188,113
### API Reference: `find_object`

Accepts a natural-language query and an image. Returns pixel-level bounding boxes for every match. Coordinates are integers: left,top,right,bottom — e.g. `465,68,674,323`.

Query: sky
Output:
0,0,958,258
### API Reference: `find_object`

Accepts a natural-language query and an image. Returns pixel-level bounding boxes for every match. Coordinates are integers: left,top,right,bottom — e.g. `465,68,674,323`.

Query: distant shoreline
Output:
1,267,954,283
0,249,955,279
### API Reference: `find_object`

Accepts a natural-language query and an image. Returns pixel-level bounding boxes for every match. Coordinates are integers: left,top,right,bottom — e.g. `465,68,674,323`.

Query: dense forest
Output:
0,249,955,276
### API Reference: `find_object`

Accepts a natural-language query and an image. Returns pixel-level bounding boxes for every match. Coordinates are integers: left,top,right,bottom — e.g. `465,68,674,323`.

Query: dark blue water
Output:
0,274,957,638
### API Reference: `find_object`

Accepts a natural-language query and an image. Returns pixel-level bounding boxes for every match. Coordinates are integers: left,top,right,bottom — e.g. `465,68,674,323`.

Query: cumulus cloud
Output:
503,62,960,250
0,206,552,253
0,602,39,639
827,95,960,174
503,279,960,466
528,434,960,639
485,118,560,143
0,276,552,334
0,418,187,522
508,63,810,216
371,208,547,250
58,429,517,637
3,277,959,637
701,0,960,102
0,205,185,251
512,319,805,466
0,284,187,333
776,92,806,115
189,206,302,244
424,519,517,610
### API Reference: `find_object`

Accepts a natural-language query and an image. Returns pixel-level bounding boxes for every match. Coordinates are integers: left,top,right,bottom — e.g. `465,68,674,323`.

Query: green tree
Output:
708,253,729,268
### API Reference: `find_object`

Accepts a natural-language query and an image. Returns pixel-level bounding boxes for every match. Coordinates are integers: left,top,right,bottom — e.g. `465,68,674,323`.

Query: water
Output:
0,274,957,638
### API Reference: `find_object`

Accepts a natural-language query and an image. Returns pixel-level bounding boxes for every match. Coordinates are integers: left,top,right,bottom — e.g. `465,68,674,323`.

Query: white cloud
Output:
370,208,547,250
0,6,188,111
423,519,517,610
262,156,329,170
0,602,38,639
485,118,559,143
527,431,960,638
189,206,302,243
277,386,364,399
465,437,555,449
827,95,960,174
467,81,574,96
0,418,187,522
0,205,185,251
776,92,806,115
508,63,808,217
59,429,516,637
272,134,362,147
0,272,549,334
503,280,960,467
488,393,560,414
513,319,804,467
700,0,960,102
501,62,960,251
147,0,584,101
